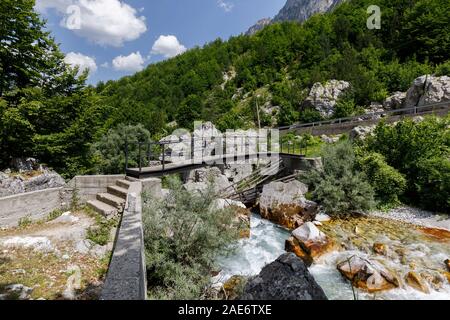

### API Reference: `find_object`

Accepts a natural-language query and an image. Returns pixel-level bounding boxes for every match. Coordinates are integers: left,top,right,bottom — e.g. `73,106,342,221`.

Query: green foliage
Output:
142,176,240,300
299,108,323,124
18,215,33,228
362,116,450,212
357,152,406,205
435,61,450,77
46,209,64,222
302,141,375,215
91,124,151,174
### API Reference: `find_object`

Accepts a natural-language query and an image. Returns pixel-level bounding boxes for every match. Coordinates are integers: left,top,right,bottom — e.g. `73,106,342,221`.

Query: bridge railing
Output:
278,101,450,132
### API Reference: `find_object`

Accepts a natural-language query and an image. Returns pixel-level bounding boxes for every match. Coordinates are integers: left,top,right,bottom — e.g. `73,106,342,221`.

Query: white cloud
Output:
217,0,234,12
112,52,145,72
100,62,109,68
64,52,97,76
151,35,187,59
35,0,147,47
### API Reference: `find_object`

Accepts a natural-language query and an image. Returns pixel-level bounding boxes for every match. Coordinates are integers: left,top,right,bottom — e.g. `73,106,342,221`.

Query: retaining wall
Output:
67,175,125,203
101,178,162,300
0,187,64,227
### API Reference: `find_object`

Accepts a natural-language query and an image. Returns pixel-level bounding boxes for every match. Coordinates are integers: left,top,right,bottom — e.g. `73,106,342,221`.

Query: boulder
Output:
337,255,399,293
405,271,430,294
285,222,334,265
405,75,450,107
259,180,318,229
349,125,376,140
320,135,340,144
10,158,41,172
0,167,65,198
240,253,328,300
305,80,351,117
223,164,253,183
445,259,450,272
211,199,250,238
383,92,407,110
2,284,33,300
183,167,232,194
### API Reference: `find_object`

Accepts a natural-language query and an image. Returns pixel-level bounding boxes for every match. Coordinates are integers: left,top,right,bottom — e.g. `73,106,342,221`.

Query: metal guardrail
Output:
278,101,450,131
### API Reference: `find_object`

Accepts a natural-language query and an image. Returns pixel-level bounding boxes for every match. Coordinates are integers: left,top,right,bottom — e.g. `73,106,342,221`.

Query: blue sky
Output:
35,0,286,85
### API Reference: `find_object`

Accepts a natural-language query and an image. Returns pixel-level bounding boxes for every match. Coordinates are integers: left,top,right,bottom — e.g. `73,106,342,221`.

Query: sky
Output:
34,0,286,85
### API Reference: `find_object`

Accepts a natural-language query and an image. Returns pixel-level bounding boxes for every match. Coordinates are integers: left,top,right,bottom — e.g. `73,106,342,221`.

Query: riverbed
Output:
216,208,450,300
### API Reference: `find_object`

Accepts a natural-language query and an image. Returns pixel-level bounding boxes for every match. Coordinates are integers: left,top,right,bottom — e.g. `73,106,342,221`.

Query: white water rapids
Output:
216,210,450,300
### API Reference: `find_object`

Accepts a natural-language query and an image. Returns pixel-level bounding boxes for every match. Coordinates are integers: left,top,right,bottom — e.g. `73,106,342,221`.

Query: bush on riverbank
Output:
361,115,450,213
142,176,240,299
302,141,375,215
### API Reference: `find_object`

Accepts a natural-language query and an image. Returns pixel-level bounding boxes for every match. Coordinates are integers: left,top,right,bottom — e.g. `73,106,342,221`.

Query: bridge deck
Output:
126,152,304,179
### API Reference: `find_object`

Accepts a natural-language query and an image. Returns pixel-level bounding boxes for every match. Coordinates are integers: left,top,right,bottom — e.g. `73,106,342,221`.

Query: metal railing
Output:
278,101,450,132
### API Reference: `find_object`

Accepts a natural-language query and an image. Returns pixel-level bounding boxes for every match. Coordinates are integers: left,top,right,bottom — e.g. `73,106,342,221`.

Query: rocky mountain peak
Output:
246,0,345,35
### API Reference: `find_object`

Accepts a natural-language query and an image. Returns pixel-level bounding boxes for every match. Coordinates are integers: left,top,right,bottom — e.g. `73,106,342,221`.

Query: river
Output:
216,209,450,300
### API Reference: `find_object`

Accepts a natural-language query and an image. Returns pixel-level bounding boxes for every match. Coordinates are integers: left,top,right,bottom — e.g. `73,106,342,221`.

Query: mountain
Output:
246,0,345,35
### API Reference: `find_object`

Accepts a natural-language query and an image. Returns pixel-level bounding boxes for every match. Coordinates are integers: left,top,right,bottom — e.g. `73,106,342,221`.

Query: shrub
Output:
415,156,450,212
142,176,241,300
302,141,375,215
358,152,406,206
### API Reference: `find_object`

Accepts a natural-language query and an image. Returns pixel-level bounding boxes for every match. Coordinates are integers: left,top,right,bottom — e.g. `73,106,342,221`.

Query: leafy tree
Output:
91,124,151,175
357,152,406,205
302,141,375,215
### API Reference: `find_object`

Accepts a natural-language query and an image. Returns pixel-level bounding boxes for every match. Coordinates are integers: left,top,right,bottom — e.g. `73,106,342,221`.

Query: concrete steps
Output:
97,193,125,210
87,178,131,218
87,200,118,217
107,185,128,200
116,179,131,189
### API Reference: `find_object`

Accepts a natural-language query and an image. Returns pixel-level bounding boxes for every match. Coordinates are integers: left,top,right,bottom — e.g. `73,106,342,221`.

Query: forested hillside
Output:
99,0,450,132
1,0,449,178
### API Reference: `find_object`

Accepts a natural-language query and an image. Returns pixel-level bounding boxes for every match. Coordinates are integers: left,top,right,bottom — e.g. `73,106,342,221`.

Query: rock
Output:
74,239,94,255
240,253,327,300
246,18,272,36
383,92,407,110
315,213,331,223
320,134,340,144
183,167,232,194
445,259,450,272
259,180,317,229
212,199,246,210
405,75,450,107
350,125,376,140
286,222,333,264
305,80,351,117
0,166,65,198
405,271,430,294
223,164,253,183
222,275,247,300
337,255,399,292
4,284,33,300
49,212,79,224
10,158,41,172
373,243,388,255
63,265,82,300
1,236,54,253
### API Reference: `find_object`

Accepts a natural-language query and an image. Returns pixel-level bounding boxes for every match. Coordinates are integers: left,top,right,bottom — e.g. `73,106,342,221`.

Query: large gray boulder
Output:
383,91,407,110
259,180,318,229
0,168,65,198
350,125,376,141
305,80,351,117
240,253,328,300
405,75,450,107
183,167,232,194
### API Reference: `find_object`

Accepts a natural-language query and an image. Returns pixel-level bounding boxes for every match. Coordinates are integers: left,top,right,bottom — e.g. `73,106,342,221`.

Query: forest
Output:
1,0,449,180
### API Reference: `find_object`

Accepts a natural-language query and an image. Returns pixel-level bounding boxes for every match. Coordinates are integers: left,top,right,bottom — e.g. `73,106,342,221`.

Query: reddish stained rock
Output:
405,271,430,294
373,243,388,255
337,255,399,293
419,227,450,241
259,181,318,229
285,222,334,265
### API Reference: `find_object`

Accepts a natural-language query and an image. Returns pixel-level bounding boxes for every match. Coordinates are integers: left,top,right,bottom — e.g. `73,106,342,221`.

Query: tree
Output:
302,141,375,215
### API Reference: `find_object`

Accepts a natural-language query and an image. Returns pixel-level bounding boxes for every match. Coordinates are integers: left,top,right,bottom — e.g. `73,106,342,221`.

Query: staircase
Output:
87,178,131,218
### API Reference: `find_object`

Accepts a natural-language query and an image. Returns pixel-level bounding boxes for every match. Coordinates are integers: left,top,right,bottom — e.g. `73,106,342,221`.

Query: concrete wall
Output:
67,175,125,203
101,179,162,300
0,187,64,227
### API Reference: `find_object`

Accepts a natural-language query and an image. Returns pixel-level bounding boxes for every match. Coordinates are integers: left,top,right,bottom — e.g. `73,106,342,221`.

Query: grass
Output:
84,206,119,246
